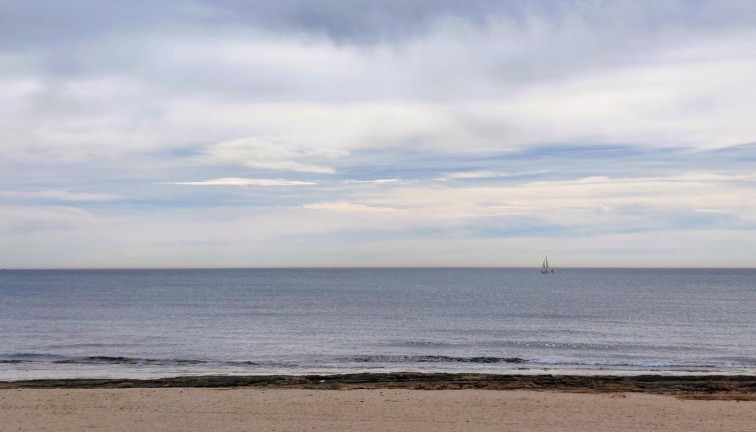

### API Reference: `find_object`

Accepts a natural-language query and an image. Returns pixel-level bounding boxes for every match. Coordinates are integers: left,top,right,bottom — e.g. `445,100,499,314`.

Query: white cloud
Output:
6,23,755,167
0,190,120,201
165,177,315,186
344,178,402,184
302,202,399,213
339,171,756,229
446,170,552,179
202,136,345,174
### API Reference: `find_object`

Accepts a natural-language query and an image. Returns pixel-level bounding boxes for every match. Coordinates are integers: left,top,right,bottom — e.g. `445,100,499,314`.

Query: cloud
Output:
302,202,399,213
4,1,756,49
202,137,345,174
2,1,756,267
445,170,552,180
165,178,315,186
332,170,756,233
0,190,120,201
0,205,96,236
344,178,401,184
5,8,756,167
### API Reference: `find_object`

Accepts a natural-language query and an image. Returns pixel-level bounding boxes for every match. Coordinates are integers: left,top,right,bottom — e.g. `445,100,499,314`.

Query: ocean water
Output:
1,268,754,379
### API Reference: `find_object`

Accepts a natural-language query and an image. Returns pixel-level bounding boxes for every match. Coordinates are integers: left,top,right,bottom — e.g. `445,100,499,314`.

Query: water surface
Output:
1,268,753,379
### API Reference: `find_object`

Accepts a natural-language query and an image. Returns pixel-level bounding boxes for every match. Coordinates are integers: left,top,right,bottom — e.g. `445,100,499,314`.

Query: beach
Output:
2,374,754,431
2,387,754,432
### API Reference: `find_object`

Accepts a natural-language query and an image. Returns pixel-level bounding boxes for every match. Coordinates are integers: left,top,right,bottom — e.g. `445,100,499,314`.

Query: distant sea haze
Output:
1,268,754,379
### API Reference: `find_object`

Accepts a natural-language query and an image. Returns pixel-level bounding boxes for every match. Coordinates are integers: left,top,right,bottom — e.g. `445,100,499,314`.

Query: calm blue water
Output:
1,268,754,379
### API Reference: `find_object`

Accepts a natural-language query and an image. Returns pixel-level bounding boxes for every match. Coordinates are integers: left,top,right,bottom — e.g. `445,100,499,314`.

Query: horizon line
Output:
2,266,755,271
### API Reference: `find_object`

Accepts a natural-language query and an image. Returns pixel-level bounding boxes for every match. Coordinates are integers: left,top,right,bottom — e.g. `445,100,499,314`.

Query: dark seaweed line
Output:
1,373,755,395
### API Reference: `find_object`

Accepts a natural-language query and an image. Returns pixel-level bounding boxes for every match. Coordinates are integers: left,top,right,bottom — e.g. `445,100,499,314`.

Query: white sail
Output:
541,256,554,274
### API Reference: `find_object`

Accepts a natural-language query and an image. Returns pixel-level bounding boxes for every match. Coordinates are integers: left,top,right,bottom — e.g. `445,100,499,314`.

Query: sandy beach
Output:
2,387,754,432
1,374,754,431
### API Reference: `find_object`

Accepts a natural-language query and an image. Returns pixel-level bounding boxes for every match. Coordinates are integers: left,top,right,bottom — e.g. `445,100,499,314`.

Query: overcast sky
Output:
2,0,755,268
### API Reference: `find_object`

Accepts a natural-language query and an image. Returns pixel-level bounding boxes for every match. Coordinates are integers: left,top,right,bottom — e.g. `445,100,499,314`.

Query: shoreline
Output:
2,372,754,399
4,374,754,431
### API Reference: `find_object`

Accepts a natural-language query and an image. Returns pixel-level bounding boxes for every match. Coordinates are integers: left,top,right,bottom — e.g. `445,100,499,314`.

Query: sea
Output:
1,268,754,380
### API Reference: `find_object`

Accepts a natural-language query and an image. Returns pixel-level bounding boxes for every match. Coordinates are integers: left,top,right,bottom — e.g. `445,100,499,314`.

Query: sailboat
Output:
540,256,555,274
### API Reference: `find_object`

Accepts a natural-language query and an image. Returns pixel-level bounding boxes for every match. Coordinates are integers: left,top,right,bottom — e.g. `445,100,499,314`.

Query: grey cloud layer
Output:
6,0,755,113
3,1,756,267
5,0,756,49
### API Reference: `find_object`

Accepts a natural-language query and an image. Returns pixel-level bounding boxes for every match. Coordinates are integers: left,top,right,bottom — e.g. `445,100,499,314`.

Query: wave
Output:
0,354,260,367
390,341,463,348
530,358,720,369
2,353,750,371
53,356,209,366
1,353,528,367
344,355,751,370
347,355,527,364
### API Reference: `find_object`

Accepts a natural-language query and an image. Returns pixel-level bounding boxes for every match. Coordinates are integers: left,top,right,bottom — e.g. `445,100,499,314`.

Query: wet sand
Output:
1,374,754,431
2,372,755,395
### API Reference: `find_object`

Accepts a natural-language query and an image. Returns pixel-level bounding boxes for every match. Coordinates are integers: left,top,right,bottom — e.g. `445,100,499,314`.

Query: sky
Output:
1,0,755,268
